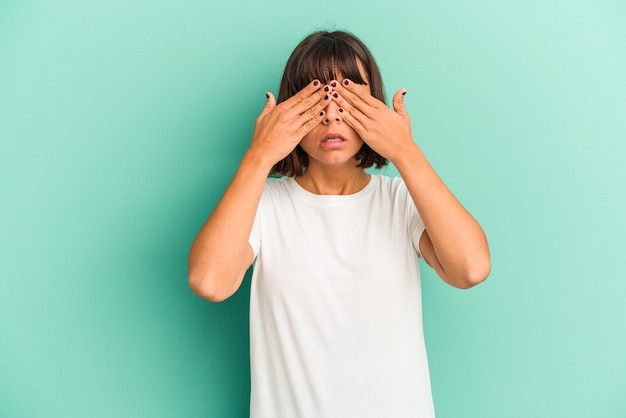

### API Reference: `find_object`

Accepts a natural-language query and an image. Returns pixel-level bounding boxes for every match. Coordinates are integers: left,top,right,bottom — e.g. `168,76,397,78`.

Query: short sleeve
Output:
404,185,426,258
248,206,261,261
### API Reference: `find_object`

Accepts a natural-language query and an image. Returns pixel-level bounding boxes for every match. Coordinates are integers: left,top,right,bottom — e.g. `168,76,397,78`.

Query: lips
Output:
319,132,349,150
321,132,347,143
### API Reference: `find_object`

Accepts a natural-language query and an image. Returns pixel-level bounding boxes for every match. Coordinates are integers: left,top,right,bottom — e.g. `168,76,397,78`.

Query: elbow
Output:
188,269,232,303
451,259,491,290
188,249,250,302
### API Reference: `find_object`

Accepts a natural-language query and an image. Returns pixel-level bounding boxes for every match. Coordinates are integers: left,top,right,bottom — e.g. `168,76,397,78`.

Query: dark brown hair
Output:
270,30,389,177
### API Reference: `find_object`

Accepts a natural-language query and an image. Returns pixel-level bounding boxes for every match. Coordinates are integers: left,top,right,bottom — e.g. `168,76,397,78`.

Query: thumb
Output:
260,92,276,117
392,89,408,116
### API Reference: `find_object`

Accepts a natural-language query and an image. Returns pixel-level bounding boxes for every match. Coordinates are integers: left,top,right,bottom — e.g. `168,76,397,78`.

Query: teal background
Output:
1,1,625,417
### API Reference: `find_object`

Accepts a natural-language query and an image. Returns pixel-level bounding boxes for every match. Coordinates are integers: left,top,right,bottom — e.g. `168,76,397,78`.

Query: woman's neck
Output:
295,164,370,195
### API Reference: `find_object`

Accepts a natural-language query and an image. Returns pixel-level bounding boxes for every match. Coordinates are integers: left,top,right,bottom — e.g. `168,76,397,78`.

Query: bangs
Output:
278,31,376,103
291,43,368,91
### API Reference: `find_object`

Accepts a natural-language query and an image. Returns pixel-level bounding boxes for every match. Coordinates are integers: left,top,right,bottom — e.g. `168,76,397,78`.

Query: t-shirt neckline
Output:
285,174,379,205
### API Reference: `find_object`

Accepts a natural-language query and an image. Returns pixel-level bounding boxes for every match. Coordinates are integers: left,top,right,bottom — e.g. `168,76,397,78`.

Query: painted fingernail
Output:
333,92,338,98
339,107,344,113
324,94,329,100
313,80,319,86
319,111,325,117
324,86,330,92
331,81,337,88
266,93,269,99
402,90,407,96
343,79,350,86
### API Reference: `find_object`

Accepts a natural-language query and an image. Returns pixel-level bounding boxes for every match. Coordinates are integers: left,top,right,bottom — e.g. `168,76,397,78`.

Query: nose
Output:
322,100,342,125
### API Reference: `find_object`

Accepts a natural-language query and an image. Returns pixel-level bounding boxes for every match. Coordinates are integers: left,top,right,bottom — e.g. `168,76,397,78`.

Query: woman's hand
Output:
189,81,331,302
250,80,332,167
329,79,414,163
331,81,490,289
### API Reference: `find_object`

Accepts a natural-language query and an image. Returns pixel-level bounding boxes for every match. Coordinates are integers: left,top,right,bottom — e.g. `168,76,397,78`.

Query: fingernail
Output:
313,80,319,86
339,108,344,113
324,86,330,92
343,79,350,86
324,94,329,100
333,92,338,99
402,90,407,96
266,93,269,99
319,111,325,117
331,81,337,88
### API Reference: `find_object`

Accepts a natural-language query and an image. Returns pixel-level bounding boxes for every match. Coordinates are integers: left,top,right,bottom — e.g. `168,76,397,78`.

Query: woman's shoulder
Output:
265,175,289,186
372,174,407,193
262,176,297,197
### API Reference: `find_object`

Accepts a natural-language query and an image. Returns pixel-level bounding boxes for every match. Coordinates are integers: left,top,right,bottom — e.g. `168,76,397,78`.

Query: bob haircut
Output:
270,30,389,177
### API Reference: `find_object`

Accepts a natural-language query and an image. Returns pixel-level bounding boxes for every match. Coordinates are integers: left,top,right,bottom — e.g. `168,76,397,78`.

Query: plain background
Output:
1,1,625,417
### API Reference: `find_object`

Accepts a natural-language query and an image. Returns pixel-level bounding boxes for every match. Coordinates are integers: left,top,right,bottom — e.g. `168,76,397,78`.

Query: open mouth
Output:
320,133,348,150
322,137,345,143
322,133,347,143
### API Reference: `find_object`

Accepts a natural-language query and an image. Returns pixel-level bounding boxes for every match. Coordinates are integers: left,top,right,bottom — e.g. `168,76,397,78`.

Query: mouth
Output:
321,133,347,143
320,132,349,150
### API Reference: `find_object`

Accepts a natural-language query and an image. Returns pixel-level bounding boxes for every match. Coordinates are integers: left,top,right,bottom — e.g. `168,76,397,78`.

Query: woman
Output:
189,30,490,417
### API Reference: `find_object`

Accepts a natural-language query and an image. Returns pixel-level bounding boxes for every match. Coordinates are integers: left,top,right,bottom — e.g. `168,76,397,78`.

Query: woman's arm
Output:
188,81,332,301
188,152,270,302
330,80,490,289
393,143,490,289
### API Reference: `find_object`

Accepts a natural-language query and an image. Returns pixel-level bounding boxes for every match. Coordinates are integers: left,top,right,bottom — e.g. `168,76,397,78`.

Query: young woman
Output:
189,30,490,417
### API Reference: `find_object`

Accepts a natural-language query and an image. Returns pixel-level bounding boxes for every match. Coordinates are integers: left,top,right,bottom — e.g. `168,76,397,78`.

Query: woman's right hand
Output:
250,80,332,167
188,80,331,302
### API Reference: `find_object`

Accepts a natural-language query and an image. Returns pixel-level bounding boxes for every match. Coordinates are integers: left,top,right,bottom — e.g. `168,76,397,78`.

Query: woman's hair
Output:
270,30,389,177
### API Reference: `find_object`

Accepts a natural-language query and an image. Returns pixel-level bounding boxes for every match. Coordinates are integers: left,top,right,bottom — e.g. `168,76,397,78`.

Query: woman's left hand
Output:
330,79,414,163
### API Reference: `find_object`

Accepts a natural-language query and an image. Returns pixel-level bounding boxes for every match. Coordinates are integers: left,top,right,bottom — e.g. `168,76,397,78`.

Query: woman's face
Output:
298,60,369,170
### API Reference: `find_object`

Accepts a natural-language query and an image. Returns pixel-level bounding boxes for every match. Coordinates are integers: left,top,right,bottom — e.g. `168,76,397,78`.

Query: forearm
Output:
392,142,490,288
188,149,272,301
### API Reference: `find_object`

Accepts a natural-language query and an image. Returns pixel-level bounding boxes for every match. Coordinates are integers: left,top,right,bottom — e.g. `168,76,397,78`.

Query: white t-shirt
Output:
248,174,435,418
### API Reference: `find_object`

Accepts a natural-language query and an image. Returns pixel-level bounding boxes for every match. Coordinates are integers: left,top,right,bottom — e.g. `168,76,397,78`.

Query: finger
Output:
337,106,366,136
340,79,372,98
294,106,327,137
293,91,333,136
331,83,382,118
284,79,325,111
331,79,380,116
296,90,333,122
392,89,408,116
259,92,277,118
331,91,369,125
